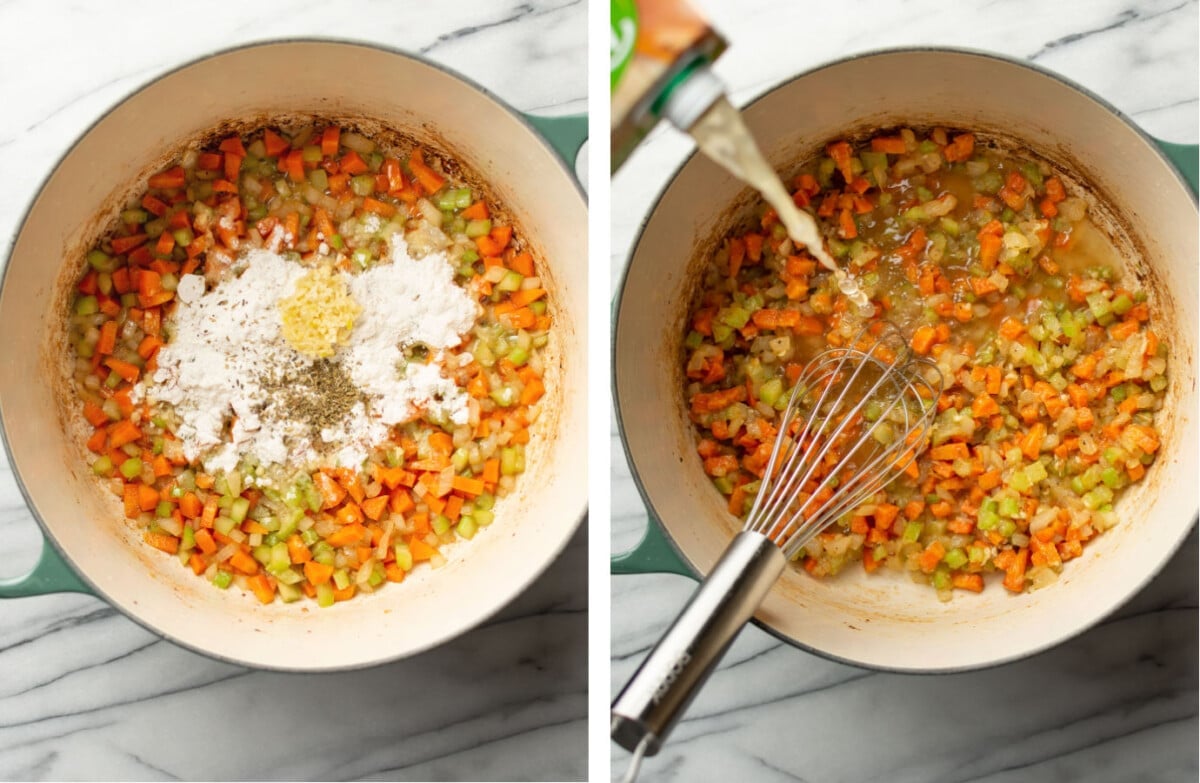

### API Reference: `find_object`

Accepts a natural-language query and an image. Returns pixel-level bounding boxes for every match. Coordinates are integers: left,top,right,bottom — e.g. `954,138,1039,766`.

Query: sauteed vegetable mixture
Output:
68,125,550,605
685,127,1166,599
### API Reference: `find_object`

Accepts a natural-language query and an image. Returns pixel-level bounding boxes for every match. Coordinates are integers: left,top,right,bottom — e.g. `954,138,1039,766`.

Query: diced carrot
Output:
362,196,396,217
313,471,346,509
108,420,143,449
510,252,535,277
335,503,364,527
287,534,313,564
262,128,289,156
327,524,367,548
1002,548,1029,592
320,126,340,157
408,149,445,193
998,317,1025,340
304,560,334,586
930,443,969,461
192,527,217,555
148,166,186,189
951,573,984,592
144,532,179,554
103,357,140,384
462,201,489,220
911,325,937,355
408,537,438,562
248,574,275,604
918,541,946,573
348,495,383,523
482,458,500,485
1020,422,1046,461
870,136,907,155
82,402,109,427
228,549,259,575
177,491,202,519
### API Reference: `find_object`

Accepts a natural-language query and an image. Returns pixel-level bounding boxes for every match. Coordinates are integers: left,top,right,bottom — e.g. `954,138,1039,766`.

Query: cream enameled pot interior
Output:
616,50,1197,671
1,41,586,670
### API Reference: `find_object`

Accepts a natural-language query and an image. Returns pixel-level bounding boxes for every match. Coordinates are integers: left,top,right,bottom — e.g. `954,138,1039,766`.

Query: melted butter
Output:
688,96,872,313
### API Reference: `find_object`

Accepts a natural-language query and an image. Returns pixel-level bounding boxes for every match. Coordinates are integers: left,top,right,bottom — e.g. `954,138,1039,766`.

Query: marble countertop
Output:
0,1,586,781
611,1,1198,781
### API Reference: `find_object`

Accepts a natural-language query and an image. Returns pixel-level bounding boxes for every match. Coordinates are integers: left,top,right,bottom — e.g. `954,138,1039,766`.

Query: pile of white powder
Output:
140,235,479,474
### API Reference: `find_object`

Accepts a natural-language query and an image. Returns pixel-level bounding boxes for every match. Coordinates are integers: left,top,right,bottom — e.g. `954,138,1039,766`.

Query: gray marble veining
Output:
0,1,586,781
611,1,1198,781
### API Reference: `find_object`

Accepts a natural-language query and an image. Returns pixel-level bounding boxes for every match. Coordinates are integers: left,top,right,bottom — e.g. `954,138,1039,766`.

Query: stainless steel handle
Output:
611,530,786,755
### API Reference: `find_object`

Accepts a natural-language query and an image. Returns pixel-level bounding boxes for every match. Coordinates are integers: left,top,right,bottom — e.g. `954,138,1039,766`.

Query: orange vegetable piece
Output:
304,561,334,586
229,549,260,575
361,495,389,521
327,524,367,548
287,535,313,564
144,532,179,554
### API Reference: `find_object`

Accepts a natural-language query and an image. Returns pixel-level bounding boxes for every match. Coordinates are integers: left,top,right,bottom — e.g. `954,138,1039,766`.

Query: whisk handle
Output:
611,531,786,756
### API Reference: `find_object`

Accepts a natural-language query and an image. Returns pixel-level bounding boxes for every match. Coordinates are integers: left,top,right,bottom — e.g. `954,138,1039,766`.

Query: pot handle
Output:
0,537,92,597
611,515,695,578
524,113,588,169
1152,138,1198,194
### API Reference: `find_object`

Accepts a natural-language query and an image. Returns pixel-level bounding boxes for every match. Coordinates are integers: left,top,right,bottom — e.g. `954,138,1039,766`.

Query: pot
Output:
613,48,1197,672
0,40,588,671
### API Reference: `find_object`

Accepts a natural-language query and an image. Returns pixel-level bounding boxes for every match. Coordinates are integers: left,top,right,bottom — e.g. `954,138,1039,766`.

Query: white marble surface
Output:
611,1,1198,781
0,1,586,781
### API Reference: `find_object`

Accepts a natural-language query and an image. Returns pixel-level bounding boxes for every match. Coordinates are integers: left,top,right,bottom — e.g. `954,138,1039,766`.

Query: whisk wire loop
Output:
744,322,942,559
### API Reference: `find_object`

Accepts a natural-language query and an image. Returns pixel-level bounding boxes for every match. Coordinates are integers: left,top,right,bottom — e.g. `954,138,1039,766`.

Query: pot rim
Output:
612,44,1197,674
0,36,587,673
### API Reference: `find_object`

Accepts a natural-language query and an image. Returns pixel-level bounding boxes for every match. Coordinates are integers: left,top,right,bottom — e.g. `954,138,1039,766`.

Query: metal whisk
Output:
612,322,943,778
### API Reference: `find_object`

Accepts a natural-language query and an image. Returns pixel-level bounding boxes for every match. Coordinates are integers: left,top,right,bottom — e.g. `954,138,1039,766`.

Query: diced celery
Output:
229,497,250,523
943,548,968,570
92,455,113,476
1111,293,1133,316
120,458,143,480
302,145,322,163
457,516,478,540
932,566,951,591
214,515,237,536
393,543,413,571
758,378,783,407
277,581,303,603
332,569,351,591
998,520,1017,538
88,249,117,272
74,296,98,316
301,528,320,547
498,271,523,292
432,514,452,535
155,500,172,518
998,496,1020,517
901,521,923,543
1086,292,1113,325
316,582,336,607
350,174,376,196
212,570,233,589
268,542,291,573
313,541,335,566
308,169,329,191
475,509,494,527
500,446,521,476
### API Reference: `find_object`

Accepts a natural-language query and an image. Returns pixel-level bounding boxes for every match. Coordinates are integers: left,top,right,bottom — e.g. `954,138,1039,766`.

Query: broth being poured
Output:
688,96,872,313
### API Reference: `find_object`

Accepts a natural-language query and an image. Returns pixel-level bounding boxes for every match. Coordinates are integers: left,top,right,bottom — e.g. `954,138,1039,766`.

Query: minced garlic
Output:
279,265,361,357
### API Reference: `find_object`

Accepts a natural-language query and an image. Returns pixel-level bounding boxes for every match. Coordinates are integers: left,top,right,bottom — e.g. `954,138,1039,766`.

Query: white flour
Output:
140,236,480,475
